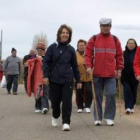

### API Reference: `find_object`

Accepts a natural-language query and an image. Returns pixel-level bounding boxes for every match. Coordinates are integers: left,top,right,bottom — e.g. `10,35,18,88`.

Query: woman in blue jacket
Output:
43,24,82,131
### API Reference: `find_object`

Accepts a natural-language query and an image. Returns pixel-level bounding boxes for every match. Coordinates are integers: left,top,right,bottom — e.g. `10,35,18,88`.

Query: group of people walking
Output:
1,18,140,131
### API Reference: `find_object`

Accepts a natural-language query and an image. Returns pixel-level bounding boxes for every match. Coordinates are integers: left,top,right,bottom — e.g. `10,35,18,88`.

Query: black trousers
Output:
50,81,73,124
35,84,50,110
121,81,138,109
6,75,18,93
76,81,93,109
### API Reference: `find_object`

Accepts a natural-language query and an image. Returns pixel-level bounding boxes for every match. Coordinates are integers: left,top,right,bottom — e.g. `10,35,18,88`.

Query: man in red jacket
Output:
134,47,140,82
85,18,123,126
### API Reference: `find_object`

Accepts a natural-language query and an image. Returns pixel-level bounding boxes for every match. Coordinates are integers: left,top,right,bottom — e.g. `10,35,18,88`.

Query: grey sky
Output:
0,0,140,59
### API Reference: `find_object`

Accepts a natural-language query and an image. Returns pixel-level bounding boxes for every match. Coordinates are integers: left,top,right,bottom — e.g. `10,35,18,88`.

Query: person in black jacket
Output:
121,38,139,114
23,49,35,92
43,24,82,131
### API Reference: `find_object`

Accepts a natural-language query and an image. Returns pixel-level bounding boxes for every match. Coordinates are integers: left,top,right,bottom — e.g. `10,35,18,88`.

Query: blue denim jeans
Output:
35,84,50,110
6,75,18,93
93,77,116,121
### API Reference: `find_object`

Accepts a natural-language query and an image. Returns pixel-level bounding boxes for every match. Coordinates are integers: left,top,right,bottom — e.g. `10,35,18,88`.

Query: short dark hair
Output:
77,39,87,46
56,24,72,43
11,48,17,53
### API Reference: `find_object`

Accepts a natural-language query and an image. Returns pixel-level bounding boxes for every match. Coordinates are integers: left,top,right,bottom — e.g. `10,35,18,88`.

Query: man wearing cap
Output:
85,18,123,126
3,48,21,95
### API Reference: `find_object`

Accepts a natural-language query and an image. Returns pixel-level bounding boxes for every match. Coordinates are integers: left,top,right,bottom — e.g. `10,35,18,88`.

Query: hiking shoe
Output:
125,108,131,114
52,117,58,127
62,124,70,131
42,108,48,114
77,109,83,113
130,109,134,113
35,109,41,113
104,119,114,126
7,91,11,94
85,108,91,113
95,120,102,126
13,92,17,95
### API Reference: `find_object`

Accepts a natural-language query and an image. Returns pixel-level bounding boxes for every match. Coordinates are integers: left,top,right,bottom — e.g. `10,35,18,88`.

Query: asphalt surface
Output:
0,84,140,140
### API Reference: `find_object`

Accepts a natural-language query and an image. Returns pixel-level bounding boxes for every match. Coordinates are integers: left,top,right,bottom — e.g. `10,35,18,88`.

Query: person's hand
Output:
24,62,28,67
116,70,122,79
86,68,92,75
37,55,43,60
77,83,82,89
136,75,140,82
43,78,49,85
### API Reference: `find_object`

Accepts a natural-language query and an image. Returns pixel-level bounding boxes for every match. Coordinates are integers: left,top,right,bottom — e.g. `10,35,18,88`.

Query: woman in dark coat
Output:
121,38,139,114
43,24,82,131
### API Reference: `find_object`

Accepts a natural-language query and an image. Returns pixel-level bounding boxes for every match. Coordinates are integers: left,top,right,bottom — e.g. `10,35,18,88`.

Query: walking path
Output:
0,84,140,140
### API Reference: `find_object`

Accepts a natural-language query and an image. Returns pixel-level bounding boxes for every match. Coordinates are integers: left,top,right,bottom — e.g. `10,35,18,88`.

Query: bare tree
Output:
32,32,48,51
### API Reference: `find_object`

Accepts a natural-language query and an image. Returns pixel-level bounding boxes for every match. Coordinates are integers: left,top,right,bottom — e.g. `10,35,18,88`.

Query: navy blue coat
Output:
121,47,138,85
43,42,80,84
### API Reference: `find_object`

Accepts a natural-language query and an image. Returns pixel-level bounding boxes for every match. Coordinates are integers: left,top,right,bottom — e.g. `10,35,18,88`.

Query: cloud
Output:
1,0,140,58
114,25,140,31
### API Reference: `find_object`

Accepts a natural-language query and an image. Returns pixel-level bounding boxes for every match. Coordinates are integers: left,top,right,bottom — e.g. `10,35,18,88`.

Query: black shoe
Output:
7,91,11,94
13,92,17,95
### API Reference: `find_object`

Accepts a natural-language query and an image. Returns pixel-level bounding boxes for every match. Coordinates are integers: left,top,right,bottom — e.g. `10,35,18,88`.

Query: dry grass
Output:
116,82,140,105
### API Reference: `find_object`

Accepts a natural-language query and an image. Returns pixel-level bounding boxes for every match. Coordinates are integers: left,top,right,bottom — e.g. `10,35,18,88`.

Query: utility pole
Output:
0,30,2,59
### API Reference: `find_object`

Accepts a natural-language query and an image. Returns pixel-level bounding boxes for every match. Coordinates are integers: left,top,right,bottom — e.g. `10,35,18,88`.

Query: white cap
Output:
99,18,112,25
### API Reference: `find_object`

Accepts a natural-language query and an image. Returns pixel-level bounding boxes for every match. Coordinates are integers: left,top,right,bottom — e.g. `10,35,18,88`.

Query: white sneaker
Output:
85,108,91,113
52,117,58,127
42,108,48,114
130,109,134,113
104,119,114,126
77,109,83,113
62,123,70,131
95,120,102,126
35,109,41,113
125,108,131,114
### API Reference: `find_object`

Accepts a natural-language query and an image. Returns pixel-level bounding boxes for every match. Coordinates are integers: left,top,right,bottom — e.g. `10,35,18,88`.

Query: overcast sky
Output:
0,0,140,59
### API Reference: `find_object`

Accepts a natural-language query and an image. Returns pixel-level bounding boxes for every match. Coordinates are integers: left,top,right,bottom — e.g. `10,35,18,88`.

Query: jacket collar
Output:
55,41,69,47
100,32,111,36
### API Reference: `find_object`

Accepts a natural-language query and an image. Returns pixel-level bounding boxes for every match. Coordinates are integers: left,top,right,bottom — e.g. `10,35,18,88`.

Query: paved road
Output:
0,85,140,140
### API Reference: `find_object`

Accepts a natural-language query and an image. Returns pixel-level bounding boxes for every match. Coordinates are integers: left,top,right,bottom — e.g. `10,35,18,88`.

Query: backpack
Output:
93,34,117,47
